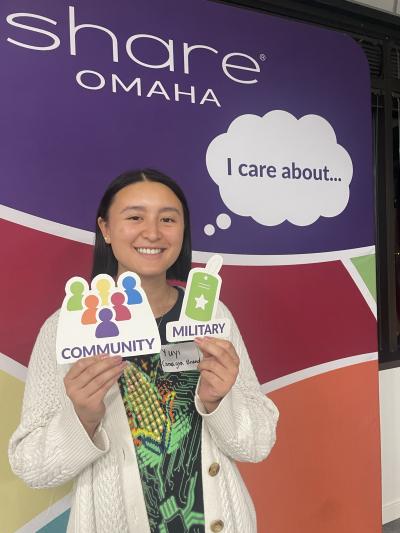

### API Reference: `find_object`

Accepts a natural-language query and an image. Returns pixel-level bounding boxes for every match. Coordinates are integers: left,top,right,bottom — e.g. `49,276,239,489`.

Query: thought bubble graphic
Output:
204,213,232,236
206,110,353,226
216,213,231,230
204,224,215,236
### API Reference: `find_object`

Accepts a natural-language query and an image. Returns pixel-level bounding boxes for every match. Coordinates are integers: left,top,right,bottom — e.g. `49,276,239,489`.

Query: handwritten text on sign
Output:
160,342,202,372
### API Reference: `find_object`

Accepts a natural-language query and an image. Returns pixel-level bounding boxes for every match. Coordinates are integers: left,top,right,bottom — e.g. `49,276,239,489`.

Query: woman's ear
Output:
98,217,111,244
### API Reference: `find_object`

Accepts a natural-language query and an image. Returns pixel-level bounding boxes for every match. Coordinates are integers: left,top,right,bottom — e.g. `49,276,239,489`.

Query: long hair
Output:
91,169,192,281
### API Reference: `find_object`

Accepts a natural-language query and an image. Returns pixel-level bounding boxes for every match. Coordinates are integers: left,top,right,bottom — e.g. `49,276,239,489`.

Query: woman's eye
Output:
161,217,175,223
128,215,141,221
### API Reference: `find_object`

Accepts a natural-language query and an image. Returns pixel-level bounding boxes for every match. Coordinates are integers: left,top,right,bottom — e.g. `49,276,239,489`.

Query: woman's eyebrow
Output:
159,207,182,214
120,205,181,214
120,205,145,214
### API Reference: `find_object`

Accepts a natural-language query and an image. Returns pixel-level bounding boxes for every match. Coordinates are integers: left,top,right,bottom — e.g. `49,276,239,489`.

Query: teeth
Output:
136,248,162,255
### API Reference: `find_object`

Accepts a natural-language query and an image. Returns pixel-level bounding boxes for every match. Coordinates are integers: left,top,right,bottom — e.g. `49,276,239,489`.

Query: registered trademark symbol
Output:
259,53,267,61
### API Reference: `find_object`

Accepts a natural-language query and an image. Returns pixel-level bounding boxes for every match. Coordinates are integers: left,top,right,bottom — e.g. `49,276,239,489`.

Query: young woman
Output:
9,169,279,533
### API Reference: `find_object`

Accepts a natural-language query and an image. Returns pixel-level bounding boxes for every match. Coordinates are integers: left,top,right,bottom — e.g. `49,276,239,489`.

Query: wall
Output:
380,368,400,524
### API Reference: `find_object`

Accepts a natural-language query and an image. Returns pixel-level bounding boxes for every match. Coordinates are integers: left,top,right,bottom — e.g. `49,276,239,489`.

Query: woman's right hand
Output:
64,355,126,439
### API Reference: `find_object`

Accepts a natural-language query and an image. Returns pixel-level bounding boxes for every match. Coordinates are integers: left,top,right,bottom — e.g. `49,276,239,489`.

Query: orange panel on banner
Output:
239,361,381,533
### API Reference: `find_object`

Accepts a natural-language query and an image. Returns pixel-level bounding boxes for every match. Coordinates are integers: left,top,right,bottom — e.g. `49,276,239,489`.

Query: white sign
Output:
160,342,202,372
166,255,230,343
56,272,161,364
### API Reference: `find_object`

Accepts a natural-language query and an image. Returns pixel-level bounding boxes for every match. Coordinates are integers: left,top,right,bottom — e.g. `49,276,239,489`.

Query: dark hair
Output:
91,169,192,281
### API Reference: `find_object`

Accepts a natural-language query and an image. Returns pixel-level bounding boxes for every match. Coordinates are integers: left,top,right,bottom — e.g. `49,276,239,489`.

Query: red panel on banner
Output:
220,262,378,384
1,219,92,366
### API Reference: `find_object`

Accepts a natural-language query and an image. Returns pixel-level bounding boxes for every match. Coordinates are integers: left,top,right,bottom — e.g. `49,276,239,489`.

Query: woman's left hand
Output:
195,337,240,413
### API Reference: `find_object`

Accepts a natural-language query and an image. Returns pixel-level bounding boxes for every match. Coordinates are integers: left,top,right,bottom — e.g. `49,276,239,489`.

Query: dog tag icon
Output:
183,255,223,322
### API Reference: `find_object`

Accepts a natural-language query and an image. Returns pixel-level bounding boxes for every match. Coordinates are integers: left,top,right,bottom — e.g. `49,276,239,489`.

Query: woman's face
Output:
98,181,185,282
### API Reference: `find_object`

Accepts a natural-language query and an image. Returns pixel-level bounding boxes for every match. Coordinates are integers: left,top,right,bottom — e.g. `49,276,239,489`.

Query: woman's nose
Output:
142,219,161,240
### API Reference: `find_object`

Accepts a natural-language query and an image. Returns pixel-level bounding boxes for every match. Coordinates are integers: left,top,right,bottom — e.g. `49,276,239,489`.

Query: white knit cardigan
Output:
9,301,278,533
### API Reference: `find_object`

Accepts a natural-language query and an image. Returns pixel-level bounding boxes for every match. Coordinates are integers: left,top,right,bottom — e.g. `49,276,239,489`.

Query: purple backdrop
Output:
0,0,372,255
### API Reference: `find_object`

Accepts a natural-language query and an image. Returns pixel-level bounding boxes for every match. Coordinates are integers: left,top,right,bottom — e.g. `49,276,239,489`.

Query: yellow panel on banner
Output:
0,370,72,533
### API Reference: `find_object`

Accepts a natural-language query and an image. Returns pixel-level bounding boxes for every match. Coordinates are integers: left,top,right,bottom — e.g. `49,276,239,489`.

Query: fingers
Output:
66,355,122,386
64,355,127,438
65,355,101,380
194,337,240,371
197,358,226,382
64,356,126,399
83,360,126,399
198,369,225,389
86,372,123,405
195,337,239,406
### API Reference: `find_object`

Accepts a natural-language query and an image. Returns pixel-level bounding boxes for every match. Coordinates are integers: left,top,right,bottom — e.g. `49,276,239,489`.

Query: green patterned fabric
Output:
119,288,205,533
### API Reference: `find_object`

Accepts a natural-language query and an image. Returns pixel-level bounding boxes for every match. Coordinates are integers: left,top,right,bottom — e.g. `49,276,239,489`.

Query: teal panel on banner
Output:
37,510,70,533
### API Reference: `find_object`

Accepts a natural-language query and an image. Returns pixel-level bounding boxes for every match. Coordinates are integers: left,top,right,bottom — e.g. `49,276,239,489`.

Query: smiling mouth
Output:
135,247,164,255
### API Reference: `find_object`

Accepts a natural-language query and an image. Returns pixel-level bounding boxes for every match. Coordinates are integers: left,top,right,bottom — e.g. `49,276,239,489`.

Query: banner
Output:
0,1,379,531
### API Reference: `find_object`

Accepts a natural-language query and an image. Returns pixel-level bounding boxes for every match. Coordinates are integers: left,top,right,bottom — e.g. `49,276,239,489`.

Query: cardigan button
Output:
210,520,224,532
208,462,220,476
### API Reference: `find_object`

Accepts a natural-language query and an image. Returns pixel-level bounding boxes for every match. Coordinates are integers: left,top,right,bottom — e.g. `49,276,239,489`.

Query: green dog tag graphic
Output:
183,255,222,321
185,272,218,321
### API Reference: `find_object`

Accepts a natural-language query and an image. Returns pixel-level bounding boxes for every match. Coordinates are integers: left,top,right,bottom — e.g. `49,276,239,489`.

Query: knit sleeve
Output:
8,313,110,489
195,303,279,463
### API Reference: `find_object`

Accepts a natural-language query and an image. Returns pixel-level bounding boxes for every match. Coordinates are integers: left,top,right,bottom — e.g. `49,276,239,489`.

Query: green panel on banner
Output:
351,255,376,302
37,510,70,532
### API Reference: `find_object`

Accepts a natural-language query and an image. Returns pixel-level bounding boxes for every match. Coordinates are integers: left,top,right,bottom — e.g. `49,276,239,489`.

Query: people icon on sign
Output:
111,292,131,321
64,273,146,338
96,278,111,306
67,281,85,311
122,275,143,305
81,295,99,325
95,308,119,338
